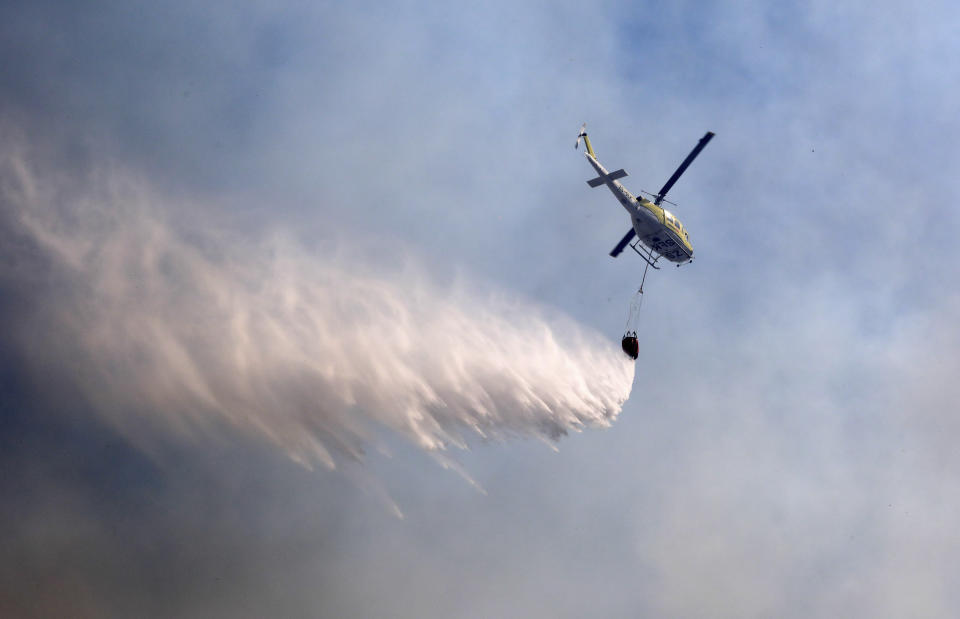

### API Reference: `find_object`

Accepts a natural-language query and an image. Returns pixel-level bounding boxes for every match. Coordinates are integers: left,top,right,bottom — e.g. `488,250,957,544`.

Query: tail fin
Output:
574,123,596,158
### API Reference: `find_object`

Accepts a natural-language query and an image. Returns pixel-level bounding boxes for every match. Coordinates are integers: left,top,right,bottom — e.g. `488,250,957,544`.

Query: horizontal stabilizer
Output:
587,168,627,188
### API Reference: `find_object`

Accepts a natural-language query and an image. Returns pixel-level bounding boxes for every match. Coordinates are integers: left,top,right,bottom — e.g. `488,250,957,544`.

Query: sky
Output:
1,0,960,617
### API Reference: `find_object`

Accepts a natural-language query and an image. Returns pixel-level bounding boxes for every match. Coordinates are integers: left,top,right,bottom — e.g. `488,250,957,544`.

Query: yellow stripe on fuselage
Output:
582,134,597,159
635,196,694,256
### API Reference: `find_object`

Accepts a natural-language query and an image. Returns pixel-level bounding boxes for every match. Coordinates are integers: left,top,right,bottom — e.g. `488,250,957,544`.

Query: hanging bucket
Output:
620,288,644,361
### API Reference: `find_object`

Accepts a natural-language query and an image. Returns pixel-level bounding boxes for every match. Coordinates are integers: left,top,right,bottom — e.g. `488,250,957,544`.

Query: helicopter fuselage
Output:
585,153,693,263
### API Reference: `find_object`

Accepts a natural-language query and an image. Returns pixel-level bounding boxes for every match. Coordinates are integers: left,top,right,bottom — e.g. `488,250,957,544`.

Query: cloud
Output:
0,133,633,472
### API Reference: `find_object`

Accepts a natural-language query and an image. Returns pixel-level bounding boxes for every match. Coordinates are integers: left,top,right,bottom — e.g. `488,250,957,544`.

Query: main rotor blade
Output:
610,228,636,257
655,131,714,205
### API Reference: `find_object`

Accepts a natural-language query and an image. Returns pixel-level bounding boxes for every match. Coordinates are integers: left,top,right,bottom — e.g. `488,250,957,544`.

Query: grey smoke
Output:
1,136,634,472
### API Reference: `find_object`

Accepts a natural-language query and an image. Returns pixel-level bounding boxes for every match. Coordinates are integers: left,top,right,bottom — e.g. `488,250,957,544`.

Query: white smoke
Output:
0,141,634,471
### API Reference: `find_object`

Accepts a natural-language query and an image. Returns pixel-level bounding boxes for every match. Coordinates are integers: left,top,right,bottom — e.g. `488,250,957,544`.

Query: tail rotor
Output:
575,123,587,150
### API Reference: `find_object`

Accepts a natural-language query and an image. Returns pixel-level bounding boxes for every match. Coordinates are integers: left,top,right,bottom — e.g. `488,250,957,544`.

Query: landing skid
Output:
629,239,661,270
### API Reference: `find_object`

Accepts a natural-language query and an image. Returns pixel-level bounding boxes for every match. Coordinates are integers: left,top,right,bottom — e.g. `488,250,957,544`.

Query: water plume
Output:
0,142,634,470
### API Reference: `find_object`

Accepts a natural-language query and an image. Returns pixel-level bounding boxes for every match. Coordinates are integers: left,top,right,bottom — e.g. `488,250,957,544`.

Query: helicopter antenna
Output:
638,189,677,207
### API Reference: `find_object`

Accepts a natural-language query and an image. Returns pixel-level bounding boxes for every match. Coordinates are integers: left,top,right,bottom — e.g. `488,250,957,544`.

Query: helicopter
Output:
576,124,714,270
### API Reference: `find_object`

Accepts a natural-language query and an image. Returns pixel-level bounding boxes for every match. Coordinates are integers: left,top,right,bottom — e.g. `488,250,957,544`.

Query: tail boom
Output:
575,124,597,158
